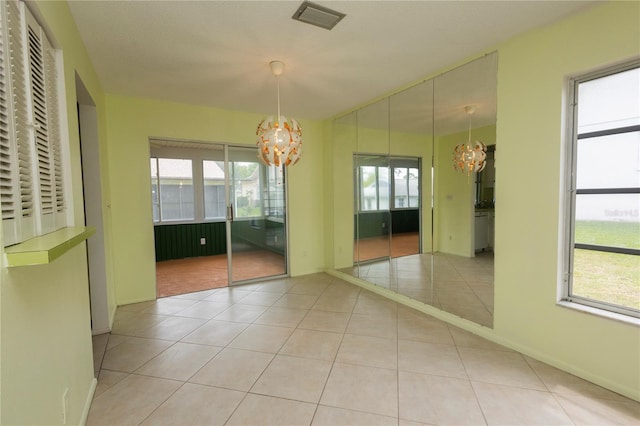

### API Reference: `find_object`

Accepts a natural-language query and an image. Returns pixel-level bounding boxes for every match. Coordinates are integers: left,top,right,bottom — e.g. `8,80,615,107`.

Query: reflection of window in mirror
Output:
475,145,495,209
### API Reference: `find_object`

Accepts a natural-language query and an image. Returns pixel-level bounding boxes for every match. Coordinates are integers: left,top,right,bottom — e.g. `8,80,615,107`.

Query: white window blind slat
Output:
26,15,54,220
1,0,66,246
8,0,33,225
0,21,14,220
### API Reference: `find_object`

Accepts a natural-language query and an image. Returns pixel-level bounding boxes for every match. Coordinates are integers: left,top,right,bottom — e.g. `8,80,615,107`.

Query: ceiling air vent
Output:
292,1,346,30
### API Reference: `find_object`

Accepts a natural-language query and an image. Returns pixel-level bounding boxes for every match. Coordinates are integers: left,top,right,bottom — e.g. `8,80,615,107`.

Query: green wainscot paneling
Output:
355,209,419,238
391,209,420,234
154,222,227,261
232,218,285,255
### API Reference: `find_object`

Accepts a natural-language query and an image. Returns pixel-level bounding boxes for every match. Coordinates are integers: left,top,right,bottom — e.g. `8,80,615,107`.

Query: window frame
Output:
562,59,640,319
150,142,272,225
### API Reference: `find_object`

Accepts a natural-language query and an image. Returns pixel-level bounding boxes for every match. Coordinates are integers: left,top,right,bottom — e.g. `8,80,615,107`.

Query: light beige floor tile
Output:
93,339,108,374
439,302,493,328
449,326,514,352
434,288,481,307
141,298,199,315
312,405,397,426
279,329,343,361
226,393,316,426
204,289,252,303
398,316,454,345
273,293,320,309
111,312,170,336
398,339,467,379
299,310,351,333
253,280,296,293
458,347,546,390
251,354,332,403
237,291,283,307
117,301,157,313
93,333,110,348
181,319,248,346
398,370,484,425
346,313,397,340
135,342,220,381
140,383,245,425
133,316,207,341
397,305,434,320
321,283,361,299
173,301,231,319
398,419,436,426
189,348,274,391
472,381,573,425
169,289,217,300
320,362,398,417
525,356,630,402
105,334,137,351
288,281,331,295
353,293,398,317
312,294,358,313
228,324,294,353
86,374,181,425
101,337,173,372
555,393,640,425
94,370,129,398
255,306,308,328
335,334,397,369
213,304,268,323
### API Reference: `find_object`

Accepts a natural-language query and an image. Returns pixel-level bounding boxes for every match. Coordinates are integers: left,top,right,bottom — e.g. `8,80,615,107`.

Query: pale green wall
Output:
492,1,639,400
435,125,496,256
104,95,325,305
329,113,357,269
0,1,112,424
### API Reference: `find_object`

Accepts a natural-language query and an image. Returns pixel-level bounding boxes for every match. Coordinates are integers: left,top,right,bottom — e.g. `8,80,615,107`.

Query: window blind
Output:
0,0,65,246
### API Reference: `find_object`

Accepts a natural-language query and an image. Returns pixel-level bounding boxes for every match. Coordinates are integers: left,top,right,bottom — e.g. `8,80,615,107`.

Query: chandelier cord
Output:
276,75,281,125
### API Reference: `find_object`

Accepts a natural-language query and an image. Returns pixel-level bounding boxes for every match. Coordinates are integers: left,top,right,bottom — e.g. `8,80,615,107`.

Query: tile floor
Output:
89,273,640,425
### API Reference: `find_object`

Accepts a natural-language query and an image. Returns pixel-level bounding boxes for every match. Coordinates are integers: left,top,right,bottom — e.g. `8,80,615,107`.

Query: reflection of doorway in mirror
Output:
353,155,421,263
474,145,495,253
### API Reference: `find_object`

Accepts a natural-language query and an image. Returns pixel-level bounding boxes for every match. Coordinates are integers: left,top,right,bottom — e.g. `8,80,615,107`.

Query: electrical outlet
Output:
62,388,69,424
200,237,206,245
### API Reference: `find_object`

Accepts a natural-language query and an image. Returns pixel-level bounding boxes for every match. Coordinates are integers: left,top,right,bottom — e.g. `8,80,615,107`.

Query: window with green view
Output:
564,61,640,318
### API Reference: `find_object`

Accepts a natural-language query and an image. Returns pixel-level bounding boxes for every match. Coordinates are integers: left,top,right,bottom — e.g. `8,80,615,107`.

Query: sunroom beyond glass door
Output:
227,146,287,284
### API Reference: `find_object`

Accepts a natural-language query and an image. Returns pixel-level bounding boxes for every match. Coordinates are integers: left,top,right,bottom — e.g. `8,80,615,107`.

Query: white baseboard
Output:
80,378,98,425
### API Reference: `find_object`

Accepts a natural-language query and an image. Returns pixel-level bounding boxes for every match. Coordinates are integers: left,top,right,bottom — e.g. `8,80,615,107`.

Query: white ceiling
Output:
67,0,598,122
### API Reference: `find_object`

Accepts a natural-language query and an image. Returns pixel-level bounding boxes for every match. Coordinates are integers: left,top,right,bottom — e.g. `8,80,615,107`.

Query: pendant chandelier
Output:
453,105,487,175
256,61,303,167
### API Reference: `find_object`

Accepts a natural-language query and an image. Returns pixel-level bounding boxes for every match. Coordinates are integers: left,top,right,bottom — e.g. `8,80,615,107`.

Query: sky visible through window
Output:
575,68,639,224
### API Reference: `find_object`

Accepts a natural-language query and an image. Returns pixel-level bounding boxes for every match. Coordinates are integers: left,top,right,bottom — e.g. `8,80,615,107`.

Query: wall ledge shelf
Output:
4,226,96,267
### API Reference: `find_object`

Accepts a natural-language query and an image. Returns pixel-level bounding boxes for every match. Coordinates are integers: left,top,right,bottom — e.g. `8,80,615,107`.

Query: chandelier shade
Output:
453,140,487,174
256,61,303,167
453,105,487,175
256,115,303,167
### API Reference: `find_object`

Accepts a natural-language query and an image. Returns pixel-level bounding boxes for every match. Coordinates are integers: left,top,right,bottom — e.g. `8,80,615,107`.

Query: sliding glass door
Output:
227,146,287,284
151,141,287,294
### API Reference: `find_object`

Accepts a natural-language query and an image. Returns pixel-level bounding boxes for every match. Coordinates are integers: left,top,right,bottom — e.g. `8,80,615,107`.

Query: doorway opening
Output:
150,140,288,297
354,155,421,264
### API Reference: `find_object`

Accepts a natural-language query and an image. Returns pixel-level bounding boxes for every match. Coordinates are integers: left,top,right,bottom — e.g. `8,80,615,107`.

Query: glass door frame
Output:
224,144,289,286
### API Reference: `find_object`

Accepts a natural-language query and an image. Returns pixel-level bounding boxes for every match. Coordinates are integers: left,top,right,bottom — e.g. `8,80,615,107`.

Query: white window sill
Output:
557,300,640,327
4,226,95,267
